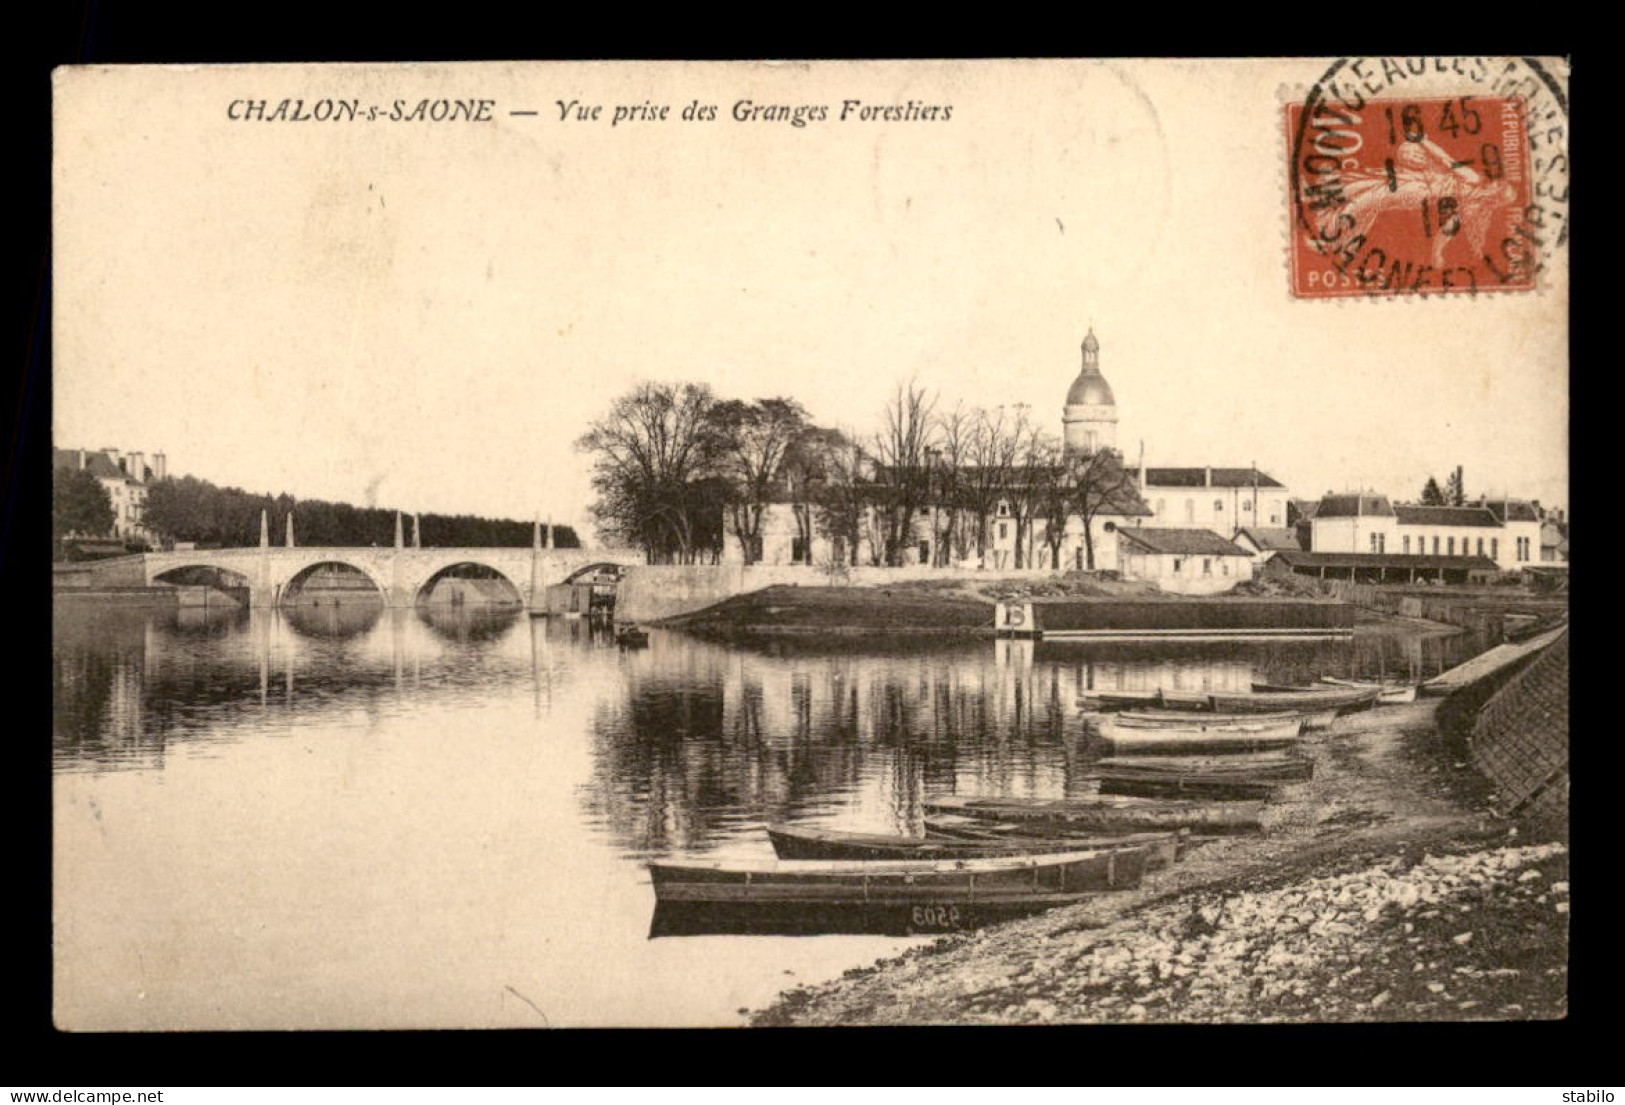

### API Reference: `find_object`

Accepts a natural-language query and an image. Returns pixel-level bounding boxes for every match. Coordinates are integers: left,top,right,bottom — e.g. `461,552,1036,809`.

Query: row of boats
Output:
645,676,1417,937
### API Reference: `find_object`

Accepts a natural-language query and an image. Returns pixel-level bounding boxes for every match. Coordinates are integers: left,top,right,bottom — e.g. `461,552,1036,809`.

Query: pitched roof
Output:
53,447,143,483
1269,550,1499,571
1480,499,1541,523
1393,505,1502,527
1127,467,1285,489
1315,493,1394,518
1234,527,1302,551
1117,527,1250,556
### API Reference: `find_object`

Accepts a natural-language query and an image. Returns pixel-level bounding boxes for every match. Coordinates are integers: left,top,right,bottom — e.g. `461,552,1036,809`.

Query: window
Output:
1270,513,1280,525
1173,558,1184,573
1184,499,1195,523
1432,536,1440,555
1243,500,1253,513
998,502,1009,517
1202,558,1212,575
1477,537,1484,556
1214,500,1224,513
1447,536,1455,555
1370,533,1386,553
1403,535,1410,554
1491,537,1499,561
1222,559,1231,575
998,522,1009,540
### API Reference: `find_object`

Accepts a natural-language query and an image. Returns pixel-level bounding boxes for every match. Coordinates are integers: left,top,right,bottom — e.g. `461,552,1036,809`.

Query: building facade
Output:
53,447,167,543
1308,492,1546,573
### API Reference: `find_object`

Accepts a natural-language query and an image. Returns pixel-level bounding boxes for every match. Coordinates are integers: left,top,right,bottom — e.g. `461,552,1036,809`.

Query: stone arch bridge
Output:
122,546,641,609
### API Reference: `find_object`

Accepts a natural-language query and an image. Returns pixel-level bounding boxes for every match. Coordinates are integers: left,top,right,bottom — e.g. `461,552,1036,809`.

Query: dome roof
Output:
1066,328,1114,406
1066,370,1115,406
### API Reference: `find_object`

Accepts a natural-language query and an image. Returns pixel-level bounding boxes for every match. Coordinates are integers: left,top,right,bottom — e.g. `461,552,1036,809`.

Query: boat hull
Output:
649,847,1148,906
648,897,1096,937
1316,678,1418,704
1093,755,1313,781
924,796,1266,834
1092,772,1284,801
766,824,1181,869
1090,716,1304,752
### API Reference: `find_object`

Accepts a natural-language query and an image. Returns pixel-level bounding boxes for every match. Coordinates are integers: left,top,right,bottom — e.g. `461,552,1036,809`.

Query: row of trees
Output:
142,474,580,549
577,380,1140,568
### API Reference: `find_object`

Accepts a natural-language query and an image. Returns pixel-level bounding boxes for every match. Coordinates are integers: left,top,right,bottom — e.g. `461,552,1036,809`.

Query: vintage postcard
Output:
52,58,1568,1029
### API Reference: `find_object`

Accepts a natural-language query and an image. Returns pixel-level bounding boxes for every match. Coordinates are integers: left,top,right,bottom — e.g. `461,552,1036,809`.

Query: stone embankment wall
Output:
1463,632,1569,825
615,564,1056,622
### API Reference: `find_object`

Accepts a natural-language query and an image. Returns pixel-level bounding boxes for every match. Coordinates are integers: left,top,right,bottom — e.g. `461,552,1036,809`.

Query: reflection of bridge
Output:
97,518,641,609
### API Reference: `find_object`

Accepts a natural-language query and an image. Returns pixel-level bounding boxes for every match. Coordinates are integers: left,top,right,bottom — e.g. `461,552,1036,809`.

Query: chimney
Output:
78,449,86,470
153,453,167,481
128,452,145,482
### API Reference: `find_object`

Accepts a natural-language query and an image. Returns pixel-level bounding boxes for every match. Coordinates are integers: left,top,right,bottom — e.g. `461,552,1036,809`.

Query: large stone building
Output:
53,447,167,543
726,331,1284,585
1307,491,1544,573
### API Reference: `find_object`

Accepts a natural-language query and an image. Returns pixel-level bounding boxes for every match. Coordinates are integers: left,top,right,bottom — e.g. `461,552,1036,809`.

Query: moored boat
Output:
1090,769,1285,801
616,624,650,648
1315,677,1418,704
765,824,1182,869
646,848,1148,934
924,795,1267,834
1086,714,1303,752
1093,755,1313,781
1211,686,1380,714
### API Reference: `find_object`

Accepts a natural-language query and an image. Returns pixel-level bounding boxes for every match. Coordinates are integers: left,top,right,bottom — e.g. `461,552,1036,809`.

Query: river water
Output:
52,600,1489,1029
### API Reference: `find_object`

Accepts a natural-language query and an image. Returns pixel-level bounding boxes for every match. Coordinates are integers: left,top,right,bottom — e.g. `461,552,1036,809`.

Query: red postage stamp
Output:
1287,94,1538,297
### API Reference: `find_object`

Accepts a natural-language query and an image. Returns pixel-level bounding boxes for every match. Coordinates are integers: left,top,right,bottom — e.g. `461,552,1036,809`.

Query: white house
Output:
1307,491,1545,573
1116,527,1253,595
1130,467,1292,534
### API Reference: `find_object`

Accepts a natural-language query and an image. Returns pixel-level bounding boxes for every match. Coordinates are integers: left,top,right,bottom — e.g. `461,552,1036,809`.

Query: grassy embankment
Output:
662,574,1366,640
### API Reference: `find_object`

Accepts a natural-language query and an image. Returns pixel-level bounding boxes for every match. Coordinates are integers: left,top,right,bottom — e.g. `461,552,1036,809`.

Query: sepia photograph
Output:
50,57,1569,1030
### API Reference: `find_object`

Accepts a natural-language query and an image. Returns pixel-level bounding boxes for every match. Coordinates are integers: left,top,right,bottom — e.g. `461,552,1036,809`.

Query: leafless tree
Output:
576,382,725,563
960,406,1021,567
709,397,809,564
870,379,940,566
1069,446,1144,570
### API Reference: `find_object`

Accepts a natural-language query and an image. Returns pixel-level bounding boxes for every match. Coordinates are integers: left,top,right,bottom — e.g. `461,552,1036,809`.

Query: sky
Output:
54,59,1569,537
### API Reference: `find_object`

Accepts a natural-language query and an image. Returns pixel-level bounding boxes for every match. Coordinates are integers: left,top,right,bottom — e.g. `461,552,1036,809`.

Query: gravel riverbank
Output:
750,695,1568,1025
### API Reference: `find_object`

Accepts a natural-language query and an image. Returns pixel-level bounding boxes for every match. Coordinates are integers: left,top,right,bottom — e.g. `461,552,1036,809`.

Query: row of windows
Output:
1168,557,1232,576
1381,534,1516,560
1154,498,1283,526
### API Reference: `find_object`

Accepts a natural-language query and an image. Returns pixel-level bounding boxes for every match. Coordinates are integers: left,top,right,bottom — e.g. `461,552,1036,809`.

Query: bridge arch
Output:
413,561,526,605
279,559,389,605
562,562,627,585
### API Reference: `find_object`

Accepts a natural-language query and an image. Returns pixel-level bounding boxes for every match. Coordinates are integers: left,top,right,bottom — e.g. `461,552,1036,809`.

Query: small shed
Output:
1117,527,1252,595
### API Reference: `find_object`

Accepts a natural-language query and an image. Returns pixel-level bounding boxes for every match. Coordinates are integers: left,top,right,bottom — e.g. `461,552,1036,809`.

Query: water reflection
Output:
52,600,1503,1026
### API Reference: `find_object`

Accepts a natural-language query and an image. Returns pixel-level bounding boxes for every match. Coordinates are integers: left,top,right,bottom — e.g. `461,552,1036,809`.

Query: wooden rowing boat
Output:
1106,712,1305,737
1089,769,1285,801
1093,755,1314,781
765,824,1182,869
1315,677,1418,704
924,795,1266,834
646,848,1147,934
1087,714,1304,752
1078,694,1339,730
1213,686,1380,714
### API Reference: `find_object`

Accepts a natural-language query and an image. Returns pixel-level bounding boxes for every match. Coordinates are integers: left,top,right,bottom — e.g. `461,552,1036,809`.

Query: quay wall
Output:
616,564,1056,621
1469,631,1568,824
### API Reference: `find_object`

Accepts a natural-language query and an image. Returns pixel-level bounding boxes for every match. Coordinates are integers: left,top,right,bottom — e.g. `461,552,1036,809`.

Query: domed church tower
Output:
1062,329,1118,456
